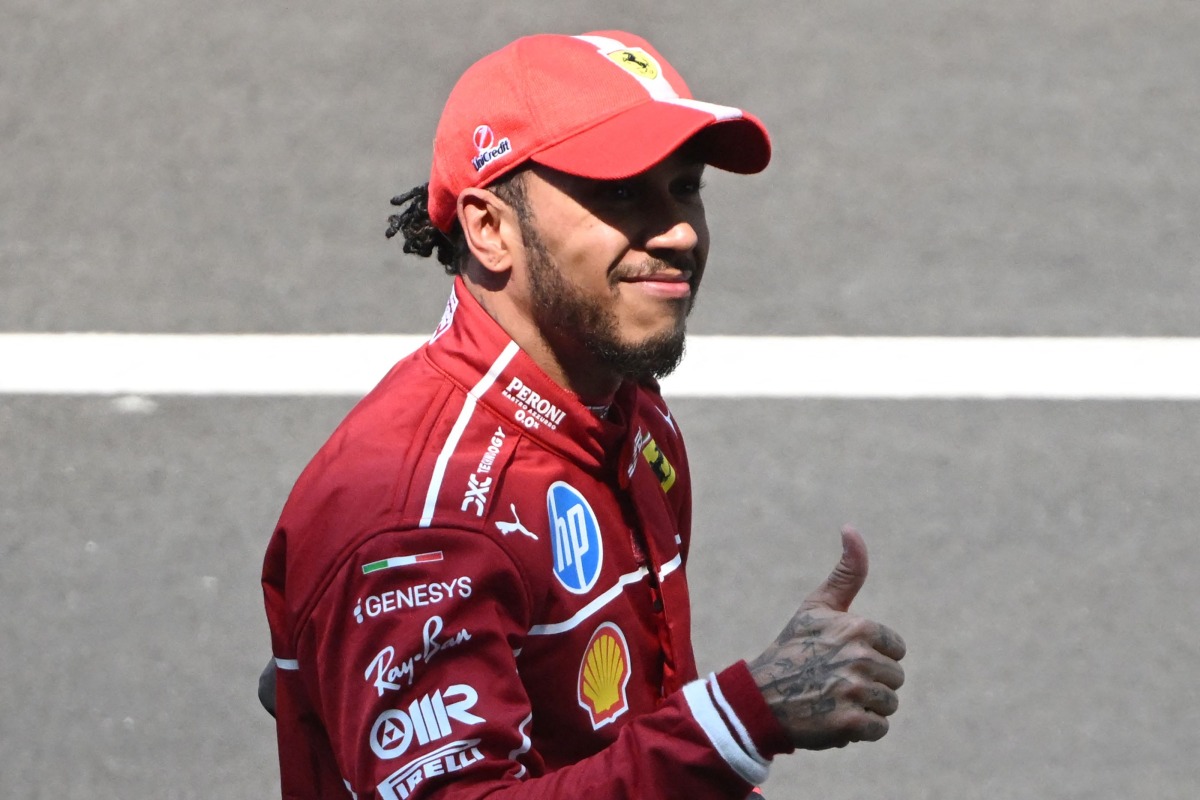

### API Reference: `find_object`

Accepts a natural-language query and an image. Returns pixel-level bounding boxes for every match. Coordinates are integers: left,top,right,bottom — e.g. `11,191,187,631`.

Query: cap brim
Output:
530,99,771,180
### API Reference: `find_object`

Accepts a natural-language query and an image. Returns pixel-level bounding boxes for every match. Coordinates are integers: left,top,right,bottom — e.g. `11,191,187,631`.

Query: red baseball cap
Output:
427,31,772,232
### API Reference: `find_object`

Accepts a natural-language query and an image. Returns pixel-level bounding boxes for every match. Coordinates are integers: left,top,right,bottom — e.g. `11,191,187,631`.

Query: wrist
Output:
715,661,795,759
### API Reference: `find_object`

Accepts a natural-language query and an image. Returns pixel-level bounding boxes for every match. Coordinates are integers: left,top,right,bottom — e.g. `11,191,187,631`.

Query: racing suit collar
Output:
423,277,634,471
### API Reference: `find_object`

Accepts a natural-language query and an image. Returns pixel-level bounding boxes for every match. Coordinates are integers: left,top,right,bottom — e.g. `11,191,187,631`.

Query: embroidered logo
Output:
369,685,485,760
547,481,603,594
495,504,539,540
641,438,677,492
470,124,512,172
502,376,566,430
606,48,659,80
475,427,506,475
461,474,492,517
362,552,444,575
628,427,653,479
577,622,632,729
429,291,458,344
377,740,484,800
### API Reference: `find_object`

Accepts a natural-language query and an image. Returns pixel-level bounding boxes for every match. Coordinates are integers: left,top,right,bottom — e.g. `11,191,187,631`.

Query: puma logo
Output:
495,504,539,540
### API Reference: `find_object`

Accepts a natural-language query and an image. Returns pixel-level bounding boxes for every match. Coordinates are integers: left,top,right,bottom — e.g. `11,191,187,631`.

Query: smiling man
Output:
262,30,906,800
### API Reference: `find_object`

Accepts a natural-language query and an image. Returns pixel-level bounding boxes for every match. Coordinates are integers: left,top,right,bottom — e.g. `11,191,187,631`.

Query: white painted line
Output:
0,334,424,396
1,334,1199,399
662,336,1200,399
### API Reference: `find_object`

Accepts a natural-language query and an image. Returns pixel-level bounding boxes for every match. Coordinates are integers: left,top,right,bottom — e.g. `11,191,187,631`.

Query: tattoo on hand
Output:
757,637,852,721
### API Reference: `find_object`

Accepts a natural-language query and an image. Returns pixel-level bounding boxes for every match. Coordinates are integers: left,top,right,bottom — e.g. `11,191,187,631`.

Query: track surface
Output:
3,2,1198,798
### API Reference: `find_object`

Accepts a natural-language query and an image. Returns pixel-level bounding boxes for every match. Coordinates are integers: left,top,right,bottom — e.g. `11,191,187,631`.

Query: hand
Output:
747,526,906,750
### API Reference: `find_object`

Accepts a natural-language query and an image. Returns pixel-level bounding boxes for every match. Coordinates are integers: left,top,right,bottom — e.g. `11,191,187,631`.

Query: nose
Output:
646,217,700,254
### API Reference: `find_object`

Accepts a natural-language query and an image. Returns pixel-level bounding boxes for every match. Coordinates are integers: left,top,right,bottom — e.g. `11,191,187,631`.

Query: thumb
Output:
800,525,869,612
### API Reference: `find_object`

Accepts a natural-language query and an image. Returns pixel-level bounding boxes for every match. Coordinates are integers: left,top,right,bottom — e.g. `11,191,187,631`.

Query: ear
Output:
457,187,521,275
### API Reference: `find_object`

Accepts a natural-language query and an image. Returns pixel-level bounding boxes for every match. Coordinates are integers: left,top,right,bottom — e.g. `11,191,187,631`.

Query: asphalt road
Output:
2,1,1198,798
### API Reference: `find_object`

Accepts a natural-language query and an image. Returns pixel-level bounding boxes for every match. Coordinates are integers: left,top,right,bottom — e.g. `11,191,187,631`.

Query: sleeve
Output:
297,527,792,800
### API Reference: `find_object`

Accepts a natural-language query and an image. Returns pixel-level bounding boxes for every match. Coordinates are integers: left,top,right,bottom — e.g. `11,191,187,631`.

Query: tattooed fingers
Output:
872,622,908,662
860,684,900,717
862,652,906,691
748,606,907,750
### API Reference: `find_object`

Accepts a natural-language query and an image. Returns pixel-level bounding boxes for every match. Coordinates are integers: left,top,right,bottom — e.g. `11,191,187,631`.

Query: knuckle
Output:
843,615,873,639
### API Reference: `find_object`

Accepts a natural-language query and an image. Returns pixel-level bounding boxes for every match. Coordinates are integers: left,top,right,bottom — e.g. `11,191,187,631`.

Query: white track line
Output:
1,334,1199,399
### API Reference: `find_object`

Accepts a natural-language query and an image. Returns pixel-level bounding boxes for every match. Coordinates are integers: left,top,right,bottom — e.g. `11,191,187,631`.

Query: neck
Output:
463,275,621,405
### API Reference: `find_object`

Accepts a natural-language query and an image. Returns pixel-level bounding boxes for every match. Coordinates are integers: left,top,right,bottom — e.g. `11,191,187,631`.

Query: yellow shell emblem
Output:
578,622,632,728
607,48,659,80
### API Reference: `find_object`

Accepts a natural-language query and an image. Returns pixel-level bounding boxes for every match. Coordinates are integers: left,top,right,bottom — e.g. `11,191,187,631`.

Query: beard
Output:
523,226,692,383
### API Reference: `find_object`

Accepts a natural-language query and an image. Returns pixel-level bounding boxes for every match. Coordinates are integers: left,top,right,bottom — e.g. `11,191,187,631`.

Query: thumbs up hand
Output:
747,527,907,751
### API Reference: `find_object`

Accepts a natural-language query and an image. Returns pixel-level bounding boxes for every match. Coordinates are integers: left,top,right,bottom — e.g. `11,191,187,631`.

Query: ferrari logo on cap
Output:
578,622,632,729
607,48,659,80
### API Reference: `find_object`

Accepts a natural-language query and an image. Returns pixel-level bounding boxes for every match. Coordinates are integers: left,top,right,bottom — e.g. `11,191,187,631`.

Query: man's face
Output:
515,151,710,382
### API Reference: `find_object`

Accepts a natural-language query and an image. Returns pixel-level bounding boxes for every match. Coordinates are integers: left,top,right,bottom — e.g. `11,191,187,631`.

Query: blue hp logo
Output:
546,481,603,594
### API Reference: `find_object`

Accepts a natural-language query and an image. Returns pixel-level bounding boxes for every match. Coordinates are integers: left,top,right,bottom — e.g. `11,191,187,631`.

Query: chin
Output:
620,306,690,342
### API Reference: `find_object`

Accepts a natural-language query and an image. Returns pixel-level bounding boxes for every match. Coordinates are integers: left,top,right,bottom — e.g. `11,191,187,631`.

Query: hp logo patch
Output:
547,481,603,594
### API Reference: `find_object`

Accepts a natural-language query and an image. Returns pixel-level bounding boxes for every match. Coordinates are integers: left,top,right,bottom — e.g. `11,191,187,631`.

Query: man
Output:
261,30,905,799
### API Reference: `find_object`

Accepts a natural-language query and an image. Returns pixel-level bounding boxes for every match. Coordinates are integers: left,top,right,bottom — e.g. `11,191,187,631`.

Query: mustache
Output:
610,258,697,282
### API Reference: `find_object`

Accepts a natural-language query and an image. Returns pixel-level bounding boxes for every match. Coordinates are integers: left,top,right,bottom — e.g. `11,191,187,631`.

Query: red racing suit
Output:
262,278,793,799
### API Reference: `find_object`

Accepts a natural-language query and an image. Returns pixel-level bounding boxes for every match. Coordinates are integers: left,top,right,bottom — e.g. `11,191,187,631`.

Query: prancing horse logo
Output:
607,49,659,80
621,52,649,70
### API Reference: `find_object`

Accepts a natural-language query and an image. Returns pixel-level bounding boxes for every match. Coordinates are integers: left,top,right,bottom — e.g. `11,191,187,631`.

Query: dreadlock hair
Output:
386,172,530,276
385,185,464,274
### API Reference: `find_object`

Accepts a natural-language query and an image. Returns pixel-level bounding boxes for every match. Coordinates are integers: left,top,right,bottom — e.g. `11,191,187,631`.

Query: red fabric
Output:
426,31,771,232
262,278,788,799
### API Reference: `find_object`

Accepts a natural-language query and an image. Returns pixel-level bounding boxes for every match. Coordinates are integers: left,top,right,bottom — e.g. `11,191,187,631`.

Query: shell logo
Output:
577,622,632,729
606,48,659,81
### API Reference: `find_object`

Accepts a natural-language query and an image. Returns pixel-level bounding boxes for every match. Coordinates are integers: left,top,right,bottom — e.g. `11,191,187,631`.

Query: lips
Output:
622,271,691,284
619,270,693,299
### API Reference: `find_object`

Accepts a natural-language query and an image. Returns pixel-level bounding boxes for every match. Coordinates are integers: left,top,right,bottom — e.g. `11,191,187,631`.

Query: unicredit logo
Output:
473,125,496,151
470,125,512,172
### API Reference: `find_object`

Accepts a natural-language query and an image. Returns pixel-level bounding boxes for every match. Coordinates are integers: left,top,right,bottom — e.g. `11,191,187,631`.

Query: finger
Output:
861,685,900,717
871,622,908,662
800,526,869,613
853,712,890,742
860,655,906,691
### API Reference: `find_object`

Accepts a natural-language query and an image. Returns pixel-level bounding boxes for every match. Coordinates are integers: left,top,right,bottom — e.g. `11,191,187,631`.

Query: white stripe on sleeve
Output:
682,678,770,786
707,674,769,767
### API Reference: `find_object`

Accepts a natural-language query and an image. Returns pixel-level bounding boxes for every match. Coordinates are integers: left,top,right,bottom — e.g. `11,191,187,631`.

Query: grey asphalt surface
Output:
2,1,1198,798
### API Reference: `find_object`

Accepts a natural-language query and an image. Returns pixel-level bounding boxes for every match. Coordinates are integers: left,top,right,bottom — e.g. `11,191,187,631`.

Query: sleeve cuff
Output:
712,661,794,760
681,662,794,787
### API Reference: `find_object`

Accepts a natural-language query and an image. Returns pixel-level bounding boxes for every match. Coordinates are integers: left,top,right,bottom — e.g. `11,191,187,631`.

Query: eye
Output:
598,181,636,202
672,175,706,200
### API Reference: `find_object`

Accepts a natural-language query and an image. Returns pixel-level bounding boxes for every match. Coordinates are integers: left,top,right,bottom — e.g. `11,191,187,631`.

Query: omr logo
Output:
370,684,485,760
472,125,496,153
547,481,603,594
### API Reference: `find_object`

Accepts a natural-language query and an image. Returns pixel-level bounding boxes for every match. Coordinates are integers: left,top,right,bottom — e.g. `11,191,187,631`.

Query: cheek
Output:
553,238,626,292
692,214,711,264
